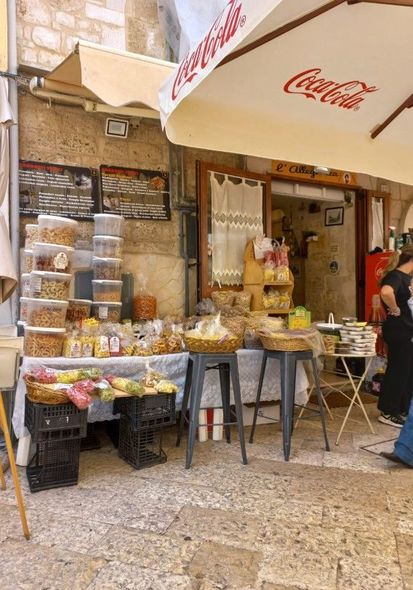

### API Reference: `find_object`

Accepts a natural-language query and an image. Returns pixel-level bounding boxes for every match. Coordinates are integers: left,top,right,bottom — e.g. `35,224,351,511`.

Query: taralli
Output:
91,303,122,323
94,291,120,302
33,243,73,273
66,299,92,322
24,328,65,357
30,272,71,300
92,257,122,280
39,227,76,247
25,224,39,249
38,215,78,247
28,309,66,328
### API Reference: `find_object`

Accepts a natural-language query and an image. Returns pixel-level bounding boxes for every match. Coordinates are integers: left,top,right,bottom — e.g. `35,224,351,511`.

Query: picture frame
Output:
325,206,344,226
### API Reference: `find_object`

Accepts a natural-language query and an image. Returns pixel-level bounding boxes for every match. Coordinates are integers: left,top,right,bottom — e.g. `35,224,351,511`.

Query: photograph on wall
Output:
325,206,344,226
100,165,170,220
19,160,100,219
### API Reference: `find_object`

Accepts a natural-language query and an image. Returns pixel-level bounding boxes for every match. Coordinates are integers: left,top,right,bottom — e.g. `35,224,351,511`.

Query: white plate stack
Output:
339,323,377,356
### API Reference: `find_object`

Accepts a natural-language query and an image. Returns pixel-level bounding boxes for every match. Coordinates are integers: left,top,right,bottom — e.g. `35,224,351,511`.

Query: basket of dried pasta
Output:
184,314,242,353
259,328,320,352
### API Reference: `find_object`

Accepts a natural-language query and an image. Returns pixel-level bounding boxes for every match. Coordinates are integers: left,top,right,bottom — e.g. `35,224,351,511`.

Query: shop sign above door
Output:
271,160,358,187
100,165,170,221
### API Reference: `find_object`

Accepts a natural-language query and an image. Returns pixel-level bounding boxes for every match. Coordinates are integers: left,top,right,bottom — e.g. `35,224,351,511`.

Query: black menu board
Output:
100,165,170,220
19,160,100,219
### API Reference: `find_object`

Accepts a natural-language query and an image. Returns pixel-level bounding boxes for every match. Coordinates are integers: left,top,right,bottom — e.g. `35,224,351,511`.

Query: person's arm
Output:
380,285,400,316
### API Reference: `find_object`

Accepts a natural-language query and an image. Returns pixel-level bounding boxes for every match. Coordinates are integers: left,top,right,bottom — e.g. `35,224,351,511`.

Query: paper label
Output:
54,252,68,270
98,306,108,319
82,342,93,357
32,277,42,293
99,336,109,352
109,336,120,353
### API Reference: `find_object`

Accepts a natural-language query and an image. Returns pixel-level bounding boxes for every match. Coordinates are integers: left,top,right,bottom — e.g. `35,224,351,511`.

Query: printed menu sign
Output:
100,165,170,220
19,160,100,219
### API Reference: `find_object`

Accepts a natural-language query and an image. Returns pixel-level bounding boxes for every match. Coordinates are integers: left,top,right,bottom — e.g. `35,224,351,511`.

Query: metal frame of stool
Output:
177,352,248,468
249,349,330,461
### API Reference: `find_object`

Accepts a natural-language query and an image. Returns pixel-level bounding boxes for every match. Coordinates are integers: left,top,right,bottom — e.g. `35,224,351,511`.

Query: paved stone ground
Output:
1,402,412,590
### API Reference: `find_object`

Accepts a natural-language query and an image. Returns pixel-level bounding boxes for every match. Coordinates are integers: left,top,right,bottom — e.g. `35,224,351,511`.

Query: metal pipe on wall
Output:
7,0,19,325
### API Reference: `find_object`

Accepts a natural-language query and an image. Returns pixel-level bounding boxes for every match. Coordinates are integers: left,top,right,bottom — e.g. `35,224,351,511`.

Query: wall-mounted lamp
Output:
313,166,331,175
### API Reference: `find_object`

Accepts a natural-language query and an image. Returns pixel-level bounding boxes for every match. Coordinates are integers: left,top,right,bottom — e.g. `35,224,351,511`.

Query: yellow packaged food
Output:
95,335,110,358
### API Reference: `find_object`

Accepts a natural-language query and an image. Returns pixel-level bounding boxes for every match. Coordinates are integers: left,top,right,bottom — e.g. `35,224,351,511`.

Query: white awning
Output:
39,40,176,116
160,0,413,185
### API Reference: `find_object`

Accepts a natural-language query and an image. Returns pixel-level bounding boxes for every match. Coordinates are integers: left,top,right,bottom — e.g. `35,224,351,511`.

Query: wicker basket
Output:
221,316,246,339
183,334,242,353
24,379,68,405
259,329,318,352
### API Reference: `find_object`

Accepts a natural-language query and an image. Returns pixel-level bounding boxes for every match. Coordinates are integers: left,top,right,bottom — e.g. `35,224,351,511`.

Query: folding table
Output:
324,353,376,445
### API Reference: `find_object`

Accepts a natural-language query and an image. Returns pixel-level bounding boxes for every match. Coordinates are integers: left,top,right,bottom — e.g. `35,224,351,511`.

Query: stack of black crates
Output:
24,397,88,492
114,393,176,470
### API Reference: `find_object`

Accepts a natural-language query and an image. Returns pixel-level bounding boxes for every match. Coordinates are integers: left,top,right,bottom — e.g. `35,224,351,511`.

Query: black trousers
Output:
378,319,413,416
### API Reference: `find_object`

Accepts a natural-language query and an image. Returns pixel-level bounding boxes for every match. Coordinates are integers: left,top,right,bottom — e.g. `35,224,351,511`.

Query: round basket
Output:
183,334,242,353
259,329,318,352
24,379,68,405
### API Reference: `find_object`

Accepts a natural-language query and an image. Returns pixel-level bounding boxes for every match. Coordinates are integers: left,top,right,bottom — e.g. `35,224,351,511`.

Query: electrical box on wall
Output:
105,118,129,138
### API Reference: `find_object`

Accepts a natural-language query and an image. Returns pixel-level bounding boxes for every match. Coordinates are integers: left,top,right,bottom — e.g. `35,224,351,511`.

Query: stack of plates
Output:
339,322,377,356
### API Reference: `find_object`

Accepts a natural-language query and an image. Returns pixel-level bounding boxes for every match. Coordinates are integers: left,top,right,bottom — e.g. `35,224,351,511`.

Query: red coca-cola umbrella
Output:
160,0,413,185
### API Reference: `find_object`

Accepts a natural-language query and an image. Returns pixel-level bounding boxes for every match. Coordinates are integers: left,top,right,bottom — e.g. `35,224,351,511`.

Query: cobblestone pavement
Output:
1,402,412,590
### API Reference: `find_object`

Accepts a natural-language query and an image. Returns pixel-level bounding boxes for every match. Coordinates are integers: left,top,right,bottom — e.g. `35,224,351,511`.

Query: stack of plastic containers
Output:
23,215,78,357
91,214,125,323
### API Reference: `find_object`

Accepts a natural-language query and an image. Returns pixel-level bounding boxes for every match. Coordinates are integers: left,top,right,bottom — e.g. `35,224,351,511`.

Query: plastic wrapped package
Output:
106,376,145,396
140,362,166,388
63,332,82,358
133,274,157,320
95,379,116,402
23,367,58,384
65,380,94,410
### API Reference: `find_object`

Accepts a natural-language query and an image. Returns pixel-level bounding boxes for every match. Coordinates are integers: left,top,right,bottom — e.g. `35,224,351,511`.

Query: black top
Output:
381,269,413,329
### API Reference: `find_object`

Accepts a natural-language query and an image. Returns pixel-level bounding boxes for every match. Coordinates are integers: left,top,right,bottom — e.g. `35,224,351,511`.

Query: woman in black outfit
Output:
379,245,413,427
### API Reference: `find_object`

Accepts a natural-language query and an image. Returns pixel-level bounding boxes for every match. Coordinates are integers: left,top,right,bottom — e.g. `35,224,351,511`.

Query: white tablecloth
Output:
13,350,309,439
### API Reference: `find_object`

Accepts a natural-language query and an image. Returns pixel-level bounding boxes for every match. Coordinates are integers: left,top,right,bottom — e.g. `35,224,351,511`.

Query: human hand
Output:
389,307,401,316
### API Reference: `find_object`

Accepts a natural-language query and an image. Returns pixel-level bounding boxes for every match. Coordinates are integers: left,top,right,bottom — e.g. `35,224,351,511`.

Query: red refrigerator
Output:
364,251,393,321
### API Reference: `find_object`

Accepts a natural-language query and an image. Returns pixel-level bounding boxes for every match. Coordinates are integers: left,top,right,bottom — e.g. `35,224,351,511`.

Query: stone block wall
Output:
16,0,169,70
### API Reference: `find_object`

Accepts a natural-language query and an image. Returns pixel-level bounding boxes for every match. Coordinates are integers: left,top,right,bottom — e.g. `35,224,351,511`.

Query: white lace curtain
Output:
211,174,263,286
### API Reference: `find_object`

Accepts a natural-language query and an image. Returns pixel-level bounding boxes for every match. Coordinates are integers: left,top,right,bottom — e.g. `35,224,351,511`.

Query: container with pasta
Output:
23,249,33,273
33,242,73,273
20,297,29,323
29,271,71,300
94,213,124,237
92,257,122,280
91,302,122,323
66,299,92,323
24,326,66,357
92,279,122,302
26,298,68,328
93,235,124,258
21,273,31,297
38,215,78,247
24,224,39,249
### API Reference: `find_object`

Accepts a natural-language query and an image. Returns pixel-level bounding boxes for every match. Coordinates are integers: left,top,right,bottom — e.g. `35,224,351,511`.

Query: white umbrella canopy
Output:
0,77,17,303
160,0,413,185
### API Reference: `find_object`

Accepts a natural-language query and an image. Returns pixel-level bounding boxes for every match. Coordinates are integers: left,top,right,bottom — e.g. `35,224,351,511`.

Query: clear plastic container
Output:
92,257,122,280
26,298,68,328
24,326,66,357
29,271,71,300
38,215,78,247
91,302,122,323
25,224,39,249
21,273,31,297
23,249,33,273
66,299,92,323
93,235,124,258
92,279,122,302
94,214,124,238
33,242,74,273
20,297,29,323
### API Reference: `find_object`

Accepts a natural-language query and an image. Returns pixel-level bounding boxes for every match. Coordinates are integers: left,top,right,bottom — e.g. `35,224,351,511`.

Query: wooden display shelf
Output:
243,240,294,312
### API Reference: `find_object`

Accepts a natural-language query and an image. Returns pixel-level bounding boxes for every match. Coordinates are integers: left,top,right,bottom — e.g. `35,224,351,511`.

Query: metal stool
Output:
177,352,248,468
249,349,330,461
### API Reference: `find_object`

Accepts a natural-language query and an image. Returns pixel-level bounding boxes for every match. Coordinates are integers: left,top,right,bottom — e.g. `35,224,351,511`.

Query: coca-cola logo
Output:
171,0,246,102
284,68,379,111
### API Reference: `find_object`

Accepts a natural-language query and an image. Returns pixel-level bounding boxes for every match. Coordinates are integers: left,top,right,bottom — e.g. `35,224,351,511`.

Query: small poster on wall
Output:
100,165,170,220
19,160,100,219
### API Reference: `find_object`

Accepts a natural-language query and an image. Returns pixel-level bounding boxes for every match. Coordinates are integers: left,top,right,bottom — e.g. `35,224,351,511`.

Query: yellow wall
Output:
0,0,7,71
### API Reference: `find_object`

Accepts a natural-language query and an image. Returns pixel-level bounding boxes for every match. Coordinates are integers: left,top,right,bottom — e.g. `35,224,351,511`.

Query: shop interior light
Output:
313,166,331,175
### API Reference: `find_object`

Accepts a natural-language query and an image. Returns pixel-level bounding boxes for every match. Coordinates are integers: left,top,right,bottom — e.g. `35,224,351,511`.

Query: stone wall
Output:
16,0,170,70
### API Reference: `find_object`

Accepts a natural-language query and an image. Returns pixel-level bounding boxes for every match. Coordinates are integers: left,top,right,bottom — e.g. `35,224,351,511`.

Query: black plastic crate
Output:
26,439,81,492
25,397,88,443
80,423,101,452
118,416,166,470
113,394,176,430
